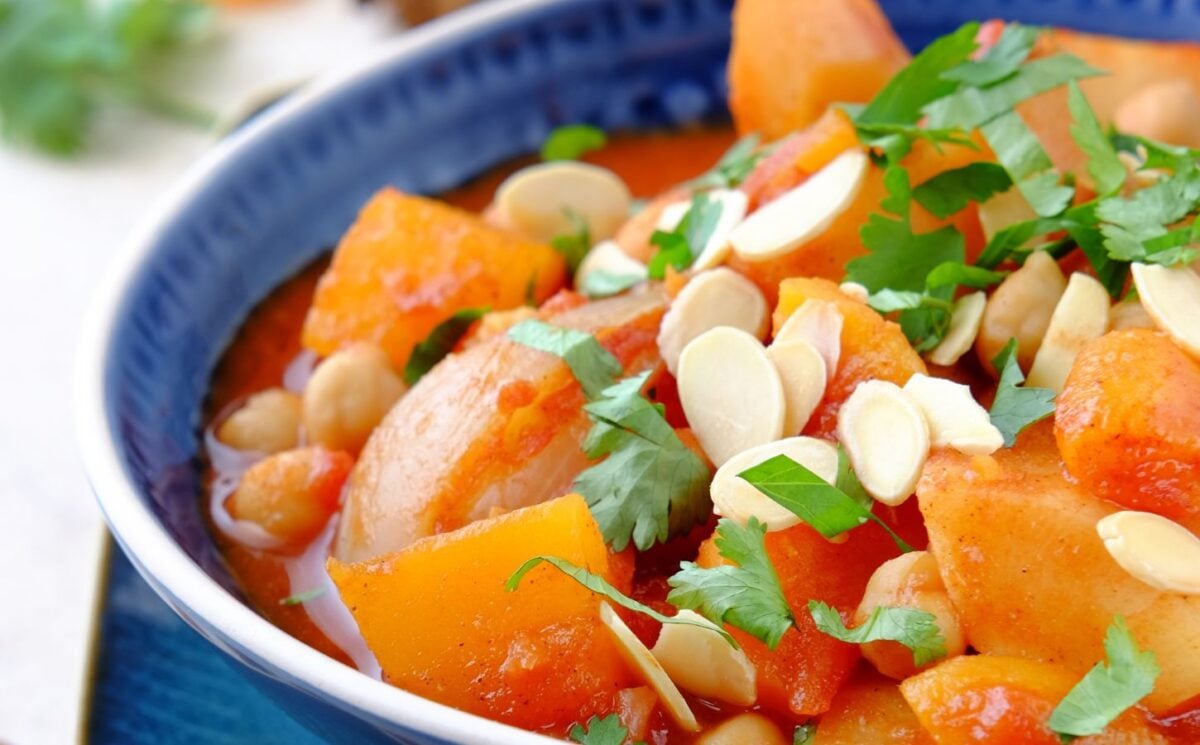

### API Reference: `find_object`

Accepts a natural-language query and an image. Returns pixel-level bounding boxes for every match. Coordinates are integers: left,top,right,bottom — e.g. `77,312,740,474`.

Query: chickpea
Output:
855,551,966,680
226,446,354,548
975,251,1066,374
303,344,406,454
1110,297,1156,331
216,388,302,454
1114,79,1200,150
695,713,788,745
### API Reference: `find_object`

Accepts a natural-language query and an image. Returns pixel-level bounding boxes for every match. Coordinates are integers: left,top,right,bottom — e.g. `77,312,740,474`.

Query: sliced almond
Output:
1027,272,1111,392
599,602,699,731
901,374,1003,456
838,281,870,304
657,268,769,375
772,299,843,383
655,189,749,271
1109,296,1156,331
766,341,827,435
730,149,868,261
836,380,930,506
575,240,648,295
711,437,839,531
976,251,1067,374
496,161,632,243
927,292,987,367
1131,262,1200,358
677,327,786,466
1097,511,1200,595
978,186,1038,243
651,610,757,706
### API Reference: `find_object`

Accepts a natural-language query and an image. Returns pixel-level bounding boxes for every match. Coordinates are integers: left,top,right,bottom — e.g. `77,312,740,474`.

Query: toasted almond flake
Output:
1097,511,1200,595
711,436,839,531
1109,297,1156,331
496,161,632,243
599,602,699,731
838,281,870,304
678,327,786,466
1131,262,1200,358
772,300,843,383
730,149,868,261
901,374,1003,456
978,187,1038,242
976,251,1067,374
836,380,930,506
1027,272,1111,392
655,189,749,272
575,240,648,293
766,341,827,435
657,268,769,375
651,610,757,706
927,292,986,367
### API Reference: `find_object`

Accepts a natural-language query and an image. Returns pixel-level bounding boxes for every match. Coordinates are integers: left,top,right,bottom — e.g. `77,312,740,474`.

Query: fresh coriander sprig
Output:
551,210,593,275
808,600,947,666
989,339,1056,446
647,192,723,279
688,134,767,190
506,555,737,647
1048,617,1160,742
279,587,326,606
667,517,795,650
541,124,607,162
567,714,643,745
507,320,711,551
403,307,488,385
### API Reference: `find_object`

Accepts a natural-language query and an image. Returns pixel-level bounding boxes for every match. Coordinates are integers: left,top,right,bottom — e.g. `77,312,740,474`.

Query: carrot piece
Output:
328,494,634,731
302,188,566,369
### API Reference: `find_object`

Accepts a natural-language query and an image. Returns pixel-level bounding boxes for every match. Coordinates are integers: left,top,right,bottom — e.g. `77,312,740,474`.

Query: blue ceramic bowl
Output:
75,0,1200,742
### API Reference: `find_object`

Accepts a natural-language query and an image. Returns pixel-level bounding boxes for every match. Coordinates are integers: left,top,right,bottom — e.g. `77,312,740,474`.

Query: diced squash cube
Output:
328,494,634,730
302,188,566,370
773,278,927,438
817,666,933,745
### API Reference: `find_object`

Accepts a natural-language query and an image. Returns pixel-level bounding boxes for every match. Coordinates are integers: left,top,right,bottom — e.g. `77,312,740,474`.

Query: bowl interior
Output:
85,0,1200,741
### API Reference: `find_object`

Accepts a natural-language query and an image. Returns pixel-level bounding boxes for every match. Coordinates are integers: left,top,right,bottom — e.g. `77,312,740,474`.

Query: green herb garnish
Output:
989,338,1056,446
647,192,723,279
689,134,767,189
279,587,326,606
551,210,592,274
808,600,947,666
403,307,488,385
541,124,607,162
568,714,642,745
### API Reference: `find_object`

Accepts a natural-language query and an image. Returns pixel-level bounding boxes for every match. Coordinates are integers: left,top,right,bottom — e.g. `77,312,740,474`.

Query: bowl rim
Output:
73,0,612,742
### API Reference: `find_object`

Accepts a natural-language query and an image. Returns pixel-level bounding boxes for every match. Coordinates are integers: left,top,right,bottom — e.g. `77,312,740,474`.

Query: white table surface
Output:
0,3,393,742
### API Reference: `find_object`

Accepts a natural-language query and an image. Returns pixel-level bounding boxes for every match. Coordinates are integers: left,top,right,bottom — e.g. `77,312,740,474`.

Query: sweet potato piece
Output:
1056,330,1200,529
773,278,926,438
817,667,933,745
901,655,1168,745
696,502,925,718
728,0,909,140
328,495,634,731
917,423,1200,712
730,136,988,303
302,188,566,370
335,290,666,562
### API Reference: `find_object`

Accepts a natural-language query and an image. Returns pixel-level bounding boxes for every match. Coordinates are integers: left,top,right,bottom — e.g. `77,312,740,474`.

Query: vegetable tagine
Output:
203,1,1200,742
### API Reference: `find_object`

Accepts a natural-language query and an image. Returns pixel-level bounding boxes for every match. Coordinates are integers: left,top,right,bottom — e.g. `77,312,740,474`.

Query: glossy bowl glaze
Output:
76,0,1200,742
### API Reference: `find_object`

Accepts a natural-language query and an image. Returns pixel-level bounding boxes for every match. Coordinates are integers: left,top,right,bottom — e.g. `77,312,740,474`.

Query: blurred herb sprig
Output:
0,0,215,156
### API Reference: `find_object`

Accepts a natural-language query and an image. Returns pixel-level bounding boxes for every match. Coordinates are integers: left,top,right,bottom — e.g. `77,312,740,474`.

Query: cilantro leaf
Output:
808,600,947,667
0,0,214,155
857,22,981,126
403,307,488,385
507,555,736,646
1048,617,1160,741
551,210,592,274
981,111,1073,217
941,23,1042,87
976,214,1080,268
1096,165,1200,265
913,163,1013,219
737,451,914,552
667,518,795,650
854,123,977,163
279,587,325,606
925,261,1008,290
647,192,723,279
568,714,638,745
989,339,1056,446
576,373,712,551
1066,81,1126,196
924,53,1104,130
507,319,622,399
579,270,644,299
541,124,607,162
690,134,766,189
793,724,817,745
